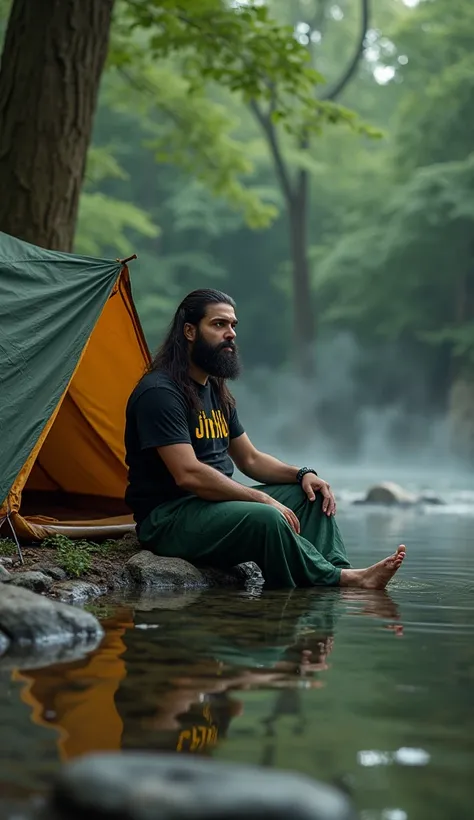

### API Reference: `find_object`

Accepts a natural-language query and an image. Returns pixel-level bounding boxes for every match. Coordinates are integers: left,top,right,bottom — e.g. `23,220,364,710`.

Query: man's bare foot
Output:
340,546,406,590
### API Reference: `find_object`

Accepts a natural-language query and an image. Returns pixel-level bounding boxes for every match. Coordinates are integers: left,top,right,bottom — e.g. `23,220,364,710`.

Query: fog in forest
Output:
231,332,468,492
3,0,474,493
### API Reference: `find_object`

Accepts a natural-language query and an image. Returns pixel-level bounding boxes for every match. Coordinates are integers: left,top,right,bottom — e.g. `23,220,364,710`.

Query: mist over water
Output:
233,333,474,507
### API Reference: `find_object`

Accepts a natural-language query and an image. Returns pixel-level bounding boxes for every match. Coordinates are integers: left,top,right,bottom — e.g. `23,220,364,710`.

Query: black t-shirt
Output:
124,371,245,525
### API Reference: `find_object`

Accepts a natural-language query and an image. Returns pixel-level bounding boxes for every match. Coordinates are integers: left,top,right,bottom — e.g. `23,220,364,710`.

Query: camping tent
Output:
0,231,150,543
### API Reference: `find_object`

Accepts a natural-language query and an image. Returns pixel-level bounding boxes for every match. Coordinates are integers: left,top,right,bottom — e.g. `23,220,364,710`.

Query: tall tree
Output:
250,0,370,369
0,0,116,250
0,0,337,252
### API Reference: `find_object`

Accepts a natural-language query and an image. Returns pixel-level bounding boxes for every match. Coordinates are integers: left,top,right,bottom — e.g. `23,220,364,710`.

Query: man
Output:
124,289,406,589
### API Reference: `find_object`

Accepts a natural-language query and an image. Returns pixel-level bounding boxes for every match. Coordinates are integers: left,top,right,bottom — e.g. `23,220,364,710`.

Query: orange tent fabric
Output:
0,268,150,541
12,609,134,761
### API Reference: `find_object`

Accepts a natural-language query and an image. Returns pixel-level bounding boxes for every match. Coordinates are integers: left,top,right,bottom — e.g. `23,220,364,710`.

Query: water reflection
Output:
2,509,474,819
8,587,401,769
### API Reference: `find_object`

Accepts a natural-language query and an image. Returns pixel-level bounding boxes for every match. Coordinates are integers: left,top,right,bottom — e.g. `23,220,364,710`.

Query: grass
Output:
1,534,133,579
0,538,16,557
41,534,130,578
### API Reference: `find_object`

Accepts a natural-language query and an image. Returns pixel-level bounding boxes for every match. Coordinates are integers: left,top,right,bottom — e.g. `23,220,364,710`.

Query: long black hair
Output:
149,289,237,417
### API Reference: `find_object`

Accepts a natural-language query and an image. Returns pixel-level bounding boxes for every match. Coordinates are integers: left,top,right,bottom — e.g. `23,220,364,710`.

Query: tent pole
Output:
4,512,24,565
117,254,137,265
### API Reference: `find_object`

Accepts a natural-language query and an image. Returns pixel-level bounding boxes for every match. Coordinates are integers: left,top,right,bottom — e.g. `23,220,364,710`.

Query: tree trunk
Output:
288,168,315,372
0,0,115,251
447,258,474,460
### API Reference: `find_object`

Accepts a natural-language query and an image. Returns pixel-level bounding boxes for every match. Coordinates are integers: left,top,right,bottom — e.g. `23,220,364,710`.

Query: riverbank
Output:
0,533,263,605
0,533,139,599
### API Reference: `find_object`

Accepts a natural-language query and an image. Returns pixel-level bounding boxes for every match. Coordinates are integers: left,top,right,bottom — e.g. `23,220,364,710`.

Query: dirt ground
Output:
1,535,140,590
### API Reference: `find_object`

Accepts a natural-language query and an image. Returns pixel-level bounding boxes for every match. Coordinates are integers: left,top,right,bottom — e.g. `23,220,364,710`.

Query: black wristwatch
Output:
296,467,318,484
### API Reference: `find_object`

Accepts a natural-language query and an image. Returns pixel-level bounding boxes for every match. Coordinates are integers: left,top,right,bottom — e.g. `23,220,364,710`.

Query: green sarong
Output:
138,484,350,589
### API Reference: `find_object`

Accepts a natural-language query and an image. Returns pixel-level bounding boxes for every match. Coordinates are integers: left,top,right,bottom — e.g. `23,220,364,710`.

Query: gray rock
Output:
30,563,67,581
118,532,141,550
0,585,104,647
205,561,264,586
124,551,264,591
52,580,104,604
0,635,101,672
0,627,10,657
419,492,444,506
356,482,418,506
45,753,356,820
0,556,13,567
355,482,444,507
8,570,53,592
124,551,206,589
0,564,10,580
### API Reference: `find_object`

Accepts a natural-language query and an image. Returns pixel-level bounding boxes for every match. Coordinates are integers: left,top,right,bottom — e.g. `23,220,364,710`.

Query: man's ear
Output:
183,322,197,343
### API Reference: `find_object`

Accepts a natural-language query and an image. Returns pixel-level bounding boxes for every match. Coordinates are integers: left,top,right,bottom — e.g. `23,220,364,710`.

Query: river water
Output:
1,478,474,820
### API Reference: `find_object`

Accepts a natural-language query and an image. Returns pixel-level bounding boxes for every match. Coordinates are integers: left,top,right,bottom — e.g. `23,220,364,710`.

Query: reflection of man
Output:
117,587,402,755
148,687,242,756
117,590,342,755
14,589,402,763
125,288,406,589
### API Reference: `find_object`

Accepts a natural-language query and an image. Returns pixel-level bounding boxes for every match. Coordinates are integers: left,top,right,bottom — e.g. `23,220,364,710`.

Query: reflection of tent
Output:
0,231,150,542
13,610,133,761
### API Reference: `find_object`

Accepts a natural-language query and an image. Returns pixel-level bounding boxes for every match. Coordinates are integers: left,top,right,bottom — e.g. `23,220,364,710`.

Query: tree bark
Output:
0,0,115,251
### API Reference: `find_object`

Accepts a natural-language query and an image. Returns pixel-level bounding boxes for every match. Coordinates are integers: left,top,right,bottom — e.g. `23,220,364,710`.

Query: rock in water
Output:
52,580,104,604
125,551,206,589
45,753,356,820
197,561,263,588
419,492,444,506
0,585,104,646
124,551,263,590
358,482,418,506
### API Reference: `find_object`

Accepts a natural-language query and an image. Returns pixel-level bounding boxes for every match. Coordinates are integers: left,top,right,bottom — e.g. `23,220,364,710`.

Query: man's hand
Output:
301,474,336,516
266,496,301,534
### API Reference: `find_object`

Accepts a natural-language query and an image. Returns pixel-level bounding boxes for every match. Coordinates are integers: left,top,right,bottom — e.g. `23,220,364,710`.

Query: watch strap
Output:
296,467,318,484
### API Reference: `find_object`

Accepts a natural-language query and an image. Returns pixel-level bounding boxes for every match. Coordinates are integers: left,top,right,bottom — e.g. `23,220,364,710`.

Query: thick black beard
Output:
191,333,241,380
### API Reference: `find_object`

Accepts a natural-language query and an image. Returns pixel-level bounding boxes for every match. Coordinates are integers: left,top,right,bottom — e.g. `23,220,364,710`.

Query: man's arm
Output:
156,443,301,532
229,433,337,516
229,433,299,484
158,442,276,502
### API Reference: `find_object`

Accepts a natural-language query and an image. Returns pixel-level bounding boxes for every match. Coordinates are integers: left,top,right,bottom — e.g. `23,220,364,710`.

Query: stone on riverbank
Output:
7,570,53,593
0,564,10,581
44,752,356,820
124,550,263,590
30,563,67,581
0,629,10,657
0,584,104,647
356,481,443,506
52,580,105,604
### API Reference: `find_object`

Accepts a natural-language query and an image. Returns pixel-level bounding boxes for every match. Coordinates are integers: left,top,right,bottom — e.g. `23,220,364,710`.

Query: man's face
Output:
188,303,241,379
